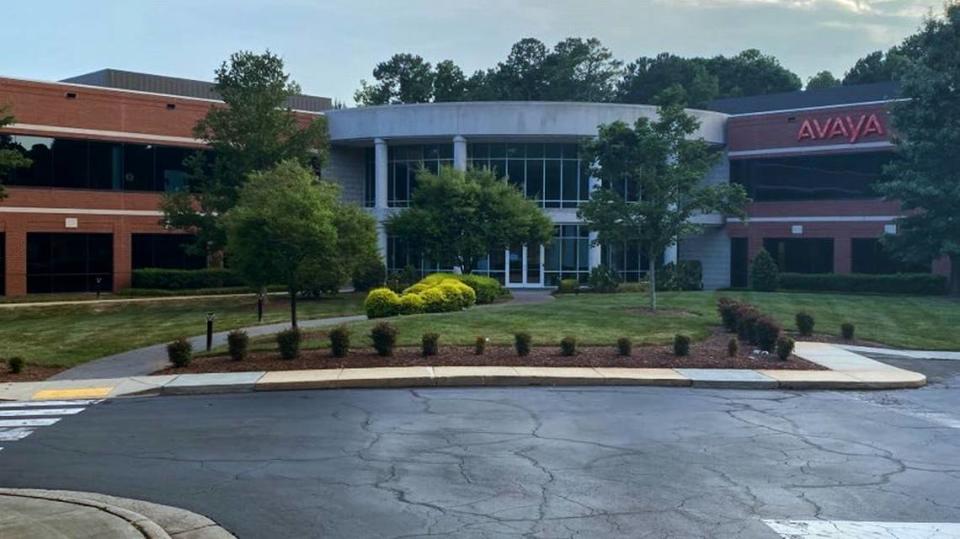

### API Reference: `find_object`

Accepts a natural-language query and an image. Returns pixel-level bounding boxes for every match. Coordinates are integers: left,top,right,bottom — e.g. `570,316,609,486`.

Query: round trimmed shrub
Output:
673,334,691,357
727,337,739,357
277,328,302,360
437,283,465,311
329,326,350,358
227,330,249,361
7,357,25,374
421,287,448,313
717,297,741,332
167,337,192,368
452,281,477,307
560,336,577,356
750,249,780,292
514,332,532,357
557,279,579,294
474,336,487,355
399,293,426,315
795,312,815,337
364,287,402,319
776,335,795,360
422,333,439,357
371,322,397,357
616,337,632,356
841,322,855,341
753,316,783,352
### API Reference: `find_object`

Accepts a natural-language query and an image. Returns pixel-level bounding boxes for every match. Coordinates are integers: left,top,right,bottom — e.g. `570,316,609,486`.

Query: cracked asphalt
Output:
0,359,958,538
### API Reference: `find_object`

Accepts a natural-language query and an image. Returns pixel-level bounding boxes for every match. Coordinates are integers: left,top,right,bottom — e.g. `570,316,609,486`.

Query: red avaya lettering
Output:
861,114,884,138
795,112,886,143
845,115,867,143
812,118,831,138
827,117,849,139
797,120,816,141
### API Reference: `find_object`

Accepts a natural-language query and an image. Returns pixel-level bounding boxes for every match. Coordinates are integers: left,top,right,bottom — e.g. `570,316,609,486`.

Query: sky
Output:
2,0,942,104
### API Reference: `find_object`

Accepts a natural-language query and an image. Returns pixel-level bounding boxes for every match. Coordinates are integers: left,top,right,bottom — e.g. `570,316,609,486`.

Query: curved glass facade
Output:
467,143,589,208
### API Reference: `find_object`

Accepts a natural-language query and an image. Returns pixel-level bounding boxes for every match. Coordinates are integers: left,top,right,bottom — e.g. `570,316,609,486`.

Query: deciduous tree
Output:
0,107,32,200
806,71,841,90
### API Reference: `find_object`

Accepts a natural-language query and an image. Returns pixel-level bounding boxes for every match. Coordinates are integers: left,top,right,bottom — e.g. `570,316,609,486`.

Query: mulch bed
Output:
0,364,67,383
156,330,826,375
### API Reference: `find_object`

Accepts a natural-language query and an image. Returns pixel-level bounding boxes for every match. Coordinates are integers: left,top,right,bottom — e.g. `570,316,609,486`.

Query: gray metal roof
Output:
707,82,900,115
61,68,332,112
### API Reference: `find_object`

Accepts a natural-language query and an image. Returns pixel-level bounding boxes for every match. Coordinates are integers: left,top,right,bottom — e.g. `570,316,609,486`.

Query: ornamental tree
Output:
386,166,553,273
578,105,748,310
224,160,377,327
0,107,32,200
879,4,960,295
162,50,329,259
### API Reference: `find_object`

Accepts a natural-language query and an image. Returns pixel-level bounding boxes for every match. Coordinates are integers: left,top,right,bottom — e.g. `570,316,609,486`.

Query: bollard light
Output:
206,312,216,351
95,277,103,299
257,292,265,322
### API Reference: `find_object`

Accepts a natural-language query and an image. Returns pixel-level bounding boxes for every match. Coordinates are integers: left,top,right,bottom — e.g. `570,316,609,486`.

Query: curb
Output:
0,488,235,538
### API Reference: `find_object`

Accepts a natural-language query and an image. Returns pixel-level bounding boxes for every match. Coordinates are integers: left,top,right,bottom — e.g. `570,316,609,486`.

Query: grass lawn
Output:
0,293,365,368
296,290,958,352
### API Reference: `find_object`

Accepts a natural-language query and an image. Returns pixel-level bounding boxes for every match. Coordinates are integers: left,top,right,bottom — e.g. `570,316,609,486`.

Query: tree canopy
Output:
806,70,841,90
385,166,554,273
161,50,329,257
225,160,377,326
0,107,32,200
878,3,960,294
577,106,748,309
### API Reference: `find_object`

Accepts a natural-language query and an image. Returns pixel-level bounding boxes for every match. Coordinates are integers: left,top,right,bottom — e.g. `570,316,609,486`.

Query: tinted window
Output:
132,234,205,270
763,238,834,273
732,152,893,201
851,238,930,274
26,233,113,293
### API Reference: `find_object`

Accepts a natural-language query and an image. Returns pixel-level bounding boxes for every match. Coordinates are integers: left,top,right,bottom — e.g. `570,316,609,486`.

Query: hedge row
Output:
131,268,246,290
778,272,947,295
366,279,476,318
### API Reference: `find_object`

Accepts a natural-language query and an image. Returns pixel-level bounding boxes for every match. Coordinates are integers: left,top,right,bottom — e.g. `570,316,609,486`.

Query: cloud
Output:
661,0,931,16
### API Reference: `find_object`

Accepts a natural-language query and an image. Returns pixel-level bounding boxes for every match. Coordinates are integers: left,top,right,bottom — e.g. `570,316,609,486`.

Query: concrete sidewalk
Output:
0,343,925,402
0,488,234,538
837,344,960,361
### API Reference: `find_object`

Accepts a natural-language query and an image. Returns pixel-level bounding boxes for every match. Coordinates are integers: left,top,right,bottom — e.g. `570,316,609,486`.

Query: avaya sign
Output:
796,113,885,143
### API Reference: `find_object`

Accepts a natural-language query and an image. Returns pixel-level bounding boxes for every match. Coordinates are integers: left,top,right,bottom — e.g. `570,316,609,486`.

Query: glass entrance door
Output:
506,244,543,288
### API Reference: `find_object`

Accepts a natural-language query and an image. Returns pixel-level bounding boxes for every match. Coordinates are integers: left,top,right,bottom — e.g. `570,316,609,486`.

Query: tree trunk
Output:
951,254,960,296
289,287,298,328
648,253,657,312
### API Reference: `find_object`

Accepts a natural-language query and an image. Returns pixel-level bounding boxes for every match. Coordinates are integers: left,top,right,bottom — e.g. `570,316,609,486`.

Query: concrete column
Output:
374,138,389,209
587,174,602,269
453,135,467,171
376,222,388,261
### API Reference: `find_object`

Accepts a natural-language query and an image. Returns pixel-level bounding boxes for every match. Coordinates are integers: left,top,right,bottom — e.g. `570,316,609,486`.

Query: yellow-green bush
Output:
421,287,448,313
399,293,426,315
402,283,430,295
364,287,402,318
438,282,466,311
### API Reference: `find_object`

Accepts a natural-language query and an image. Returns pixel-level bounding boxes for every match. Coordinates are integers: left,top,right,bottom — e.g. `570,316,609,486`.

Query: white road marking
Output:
0,418,60,428
0,428,36,441
0,408,85,417
0,400,100,408
764,519,960,538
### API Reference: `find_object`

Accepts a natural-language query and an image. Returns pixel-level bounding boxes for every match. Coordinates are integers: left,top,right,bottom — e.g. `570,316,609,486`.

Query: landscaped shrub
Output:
371,322,397,357
329,326,350,358
403,283,431,295
841,322,856,341
132,268,245,290
277,328,302,359
750,249,780,292
416,273,504,304
364,287,402,318
560,336,577,356
753,316,783,352
795,312,815,337
658,260,703,291
399,293,426,315
776,335,795,360
727,337,739,357
422,333,440,357
7,357,24,374
616,337,632,356
443,280,476,308
514,332,532,357
227,330,249,361
673,334,691,357
778,272,947,295
735,305,762,343
421,287,448,313
617,282,649,293
588,265,620,293
352,256,387,292
717,297,742,332
558,279,580,294
474,336,487,355
167,338,192,367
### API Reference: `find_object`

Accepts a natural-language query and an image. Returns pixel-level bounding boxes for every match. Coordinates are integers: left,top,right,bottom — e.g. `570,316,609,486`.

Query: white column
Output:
453,135,467,171
664,242,678,266
587,174,602,269
374,138,389,260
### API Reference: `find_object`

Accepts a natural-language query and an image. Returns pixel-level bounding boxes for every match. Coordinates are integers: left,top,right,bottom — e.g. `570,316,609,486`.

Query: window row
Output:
543,225,591,285
757,237,931,275
0,135,199,192
731,152,893,202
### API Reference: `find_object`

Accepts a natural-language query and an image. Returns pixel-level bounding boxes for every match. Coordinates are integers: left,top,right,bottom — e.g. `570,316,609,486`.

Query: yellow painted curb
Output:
32,387,113,400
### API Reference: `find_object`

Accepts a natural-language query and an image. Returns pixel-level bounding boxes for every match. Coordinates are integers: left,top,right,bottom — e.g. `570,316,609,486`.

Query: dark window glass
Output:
545,144,562,158
730,238,749,288
7,136,54,186
26,233,113,293
52,139,88,188
489,143,507,158
562,160,579,207
526,160,543,200
132,234,205,270
545,160,561,205
732,152,893,202
88,141,123,190
0,232,4,296
155,147,190,192
526,143,544,158
506,143,525,158
123,144,155,191
364,148,376,207
763,238,834,273
507,160,525,191
851,238,930,274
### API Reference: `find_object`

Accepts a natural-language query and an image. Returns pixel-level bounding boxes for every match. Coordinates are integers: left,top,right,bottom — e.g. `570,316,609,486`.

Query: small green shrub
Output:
371,322,398,357
329,326,350,358
558,279,580,294
795,312,815,337
673,334,691,357
352,256,387,292
474,336,487,355
7,357,24,374
841,322,856,340
399,293,426,315
727,337,739,357
616,337,632,356
227,330,249,361
560,336,577,356
167,337,192,367
750,249,780,292
364,287,402,318
776,336,795,360
588,265,620,293
415,273,503,304
617,282,648,293
422,333,440,357
736,305,762,343
717,297,742,332
753,316,783,352
277,328,302,359
658,260,703,291
514,332,532,357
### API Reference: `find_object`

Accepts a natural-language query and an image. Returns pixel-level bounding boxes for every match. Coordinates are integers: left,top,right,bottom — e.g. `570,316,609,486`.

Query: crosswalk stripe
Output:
0,400,100,409
0,408,85,417
0,428,35,441
0,418,60,428
764,519,960,538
